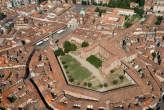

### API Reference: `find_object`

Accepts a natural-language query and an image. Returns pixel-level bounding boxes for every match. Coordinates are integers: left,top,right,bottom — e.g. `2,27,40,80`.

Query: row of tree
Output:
91,0,145,9
54,41,76,56
54,41,89,56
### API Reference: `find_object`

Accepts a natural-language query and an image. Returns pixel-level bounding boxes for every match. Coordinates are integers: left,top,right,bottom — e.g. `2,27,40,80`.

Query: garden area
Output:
60,55,92,84
124,15,139,28
86,55,102,68
60,55,110,91
59,55,134,91
106,67,134,89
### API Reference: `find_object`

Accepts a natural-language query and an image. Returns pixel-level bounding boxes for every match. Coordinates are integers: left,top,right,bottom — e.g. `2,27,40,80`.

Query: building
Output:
101,13,125,26
67,18,78,30
80,40,137,74
7,0,38,8
130,2,139,8
144,2,151,11
114,8,135,16
153,4,164,12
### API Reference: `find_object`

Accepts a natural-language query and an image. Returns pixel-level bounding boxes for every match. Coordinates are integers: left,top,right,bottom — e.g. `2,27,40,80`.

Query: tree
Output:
7,96,17,103
162,36,164,40
119,75,124,81
66,71,69,74
38,0,46,4
64,41,71,53
110,69,115,73
87,0,90,5
69,77,74,82
71,43,76,51
54,48,65,56
64,65,68,69
152,52,156,59
65,0,68,3
95,7,106,17
72,0,76,4
139,0,145,7
21,40,26,45
95,7,100,12
0,12,6,20
82,0,87,5
155,16,163,25
104,83,108,87
62,61,66,64
5,25,12,34
64,41,71,50
112,80,118,85
108,0,131,9
82,41,89,47
63,41,76,53
88,83,92,87
84,82,87,86
134,7,144,17
99,84,103,88
124,22,132,28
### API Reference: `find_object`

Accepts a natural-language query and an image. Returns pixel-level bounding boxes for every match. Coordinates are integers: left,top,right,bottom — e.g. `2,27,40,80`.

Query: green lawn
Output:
60,55,92,81
86,55,102,68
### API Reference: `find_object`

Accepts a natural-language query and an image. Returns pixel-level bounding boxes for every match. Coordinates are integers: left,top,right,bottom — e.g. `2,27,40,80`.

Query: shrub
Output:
7,96,17,103
134,7,144,17
66,71,69,74
0,12,6,20
84,82,87,86
124,22,132,28
113,80,118,85
62,61,66,64
95,7,106,17
63,41,77,53
72,0,76,4
104,83,108,87
99,84,103,88
119,75,124,80
54,48,65,56
110,69,115,73
152,52,156,58
77,82,80,85
64,65,68,69
71,43,76,51
82,41,89,47
69,77,74,82
155,16,163,25
88,83,92,87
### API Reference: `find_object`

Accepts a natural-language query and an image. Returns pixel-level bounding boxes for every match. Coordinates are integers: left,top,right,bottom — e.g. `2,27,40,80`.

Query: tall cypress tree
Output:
139,0,145,6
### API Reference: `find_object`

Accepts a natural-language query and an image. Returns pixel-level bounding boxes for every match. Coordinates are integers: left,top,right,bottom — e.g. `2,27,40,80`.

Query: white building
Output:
153,5,164,12
67,18,78,30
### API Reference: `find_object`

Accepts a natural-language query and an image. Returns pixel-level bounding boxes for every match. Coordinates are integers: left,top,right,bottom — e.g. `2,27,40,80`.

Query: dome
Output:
80,10,85,16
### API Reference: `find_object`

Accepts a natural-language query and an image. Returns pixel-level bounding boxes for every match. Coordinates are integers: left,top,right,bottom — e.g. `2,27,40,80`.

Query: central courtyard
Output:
59,54,135,92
